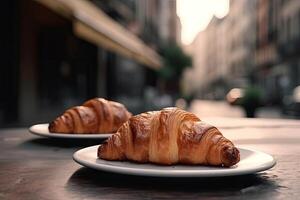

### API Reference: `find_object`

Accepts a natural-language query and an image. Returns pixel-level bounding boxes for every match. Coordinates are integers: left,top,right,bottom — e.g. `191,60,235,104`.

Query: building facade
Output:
255,0,300,105
189,0,257,99
105,0,181,113
227,0,257,88
0,0,179,127
136,0,179,46
188,0,300,106
255,0,280,104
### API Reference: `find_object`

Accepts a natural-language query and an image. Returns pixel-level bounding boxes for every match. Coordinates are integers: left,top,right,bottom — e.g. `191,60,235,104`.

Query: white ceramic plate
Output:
29,124,112,139
73,145,276,177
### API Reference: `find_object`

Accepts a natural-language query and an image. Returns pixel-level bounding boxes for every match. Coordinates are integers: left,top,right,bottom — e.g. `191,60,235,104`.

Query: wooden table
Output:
1,117,300,199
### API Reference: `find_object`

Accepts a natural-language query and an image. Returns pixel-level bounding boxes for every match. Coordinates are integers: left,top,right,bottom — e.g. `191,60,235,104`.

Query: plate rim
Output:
29,123,113,139
73,145,276,177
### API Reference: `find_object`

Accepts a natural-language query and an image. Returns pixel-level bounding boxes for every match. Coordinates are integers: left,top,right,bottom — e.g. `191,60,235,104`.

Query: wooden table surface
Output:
1,117,300,200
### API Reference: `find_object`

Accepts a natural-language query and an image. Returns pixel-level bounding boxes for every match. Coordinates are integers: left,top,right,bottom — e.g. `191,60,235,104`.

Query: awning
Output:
35,0,162,69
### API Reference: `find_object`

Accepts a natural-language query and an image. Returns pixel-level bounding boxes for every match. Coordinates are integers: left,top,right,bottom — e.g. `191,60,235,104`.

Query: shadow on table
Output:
66,167,280,199
19,138,104,149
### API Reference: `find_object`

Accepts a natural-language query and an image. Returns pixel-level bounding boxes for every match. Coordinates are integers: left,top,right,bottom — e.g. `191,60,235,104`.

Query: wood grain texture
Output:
0,117,300,199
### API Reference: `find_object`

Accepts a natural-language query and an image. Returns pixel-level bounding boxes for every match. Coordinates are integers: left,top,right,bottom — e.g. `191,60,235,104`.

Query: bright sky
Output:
177,0,229,45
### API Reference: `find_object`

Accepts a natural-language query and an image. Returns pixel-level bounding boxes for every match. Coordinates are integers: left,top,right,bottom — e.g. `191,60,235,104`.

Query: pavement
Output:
189,100,284,119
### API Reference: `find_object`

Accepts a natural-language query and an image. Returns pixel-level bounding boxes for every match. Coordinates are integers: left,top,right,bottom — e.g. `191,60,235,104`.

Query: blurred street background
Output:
1,0,300,127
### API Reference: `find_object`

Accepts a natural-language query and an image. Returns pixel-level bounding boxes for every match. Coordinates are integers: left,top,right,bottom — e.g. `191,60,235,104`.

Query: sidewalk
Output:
189,100,283,119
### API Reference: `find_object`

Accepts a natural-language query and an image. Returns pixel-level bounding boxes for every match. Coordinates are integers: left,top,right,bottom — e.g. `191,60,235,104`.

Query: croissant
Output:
98,107,240,167
49,98,132,134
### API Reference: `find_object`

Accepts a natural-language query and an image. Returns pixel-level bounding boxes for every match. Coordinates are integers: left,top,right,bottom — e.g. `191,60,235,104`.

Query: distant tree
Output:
240,86,263,117
157,43,192,96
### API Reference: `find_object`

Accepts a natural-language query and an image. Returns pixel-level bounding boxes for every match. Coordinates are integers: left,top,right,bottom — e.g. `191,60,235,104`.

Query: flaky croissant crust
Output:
49,98,132,134
98,107,240,167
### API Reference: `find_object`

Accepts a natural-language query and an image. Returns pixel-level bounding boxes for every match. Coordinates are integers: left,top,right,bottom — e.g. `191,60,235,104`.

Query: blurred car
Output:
282,85,300,117
226,88,244,105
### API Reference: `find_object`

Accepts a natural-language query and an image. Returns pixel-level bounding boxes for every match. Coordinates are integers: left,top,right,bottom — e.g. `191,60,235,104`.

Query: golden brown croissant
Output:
49,98,132,134
98,107,240,167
